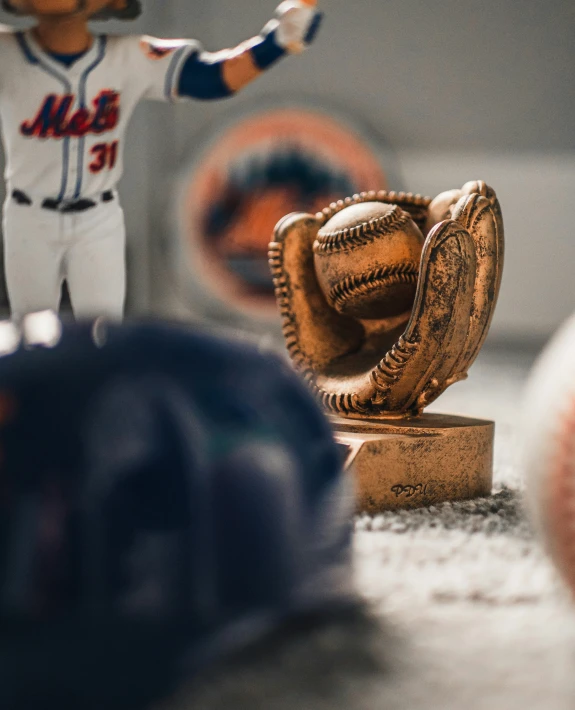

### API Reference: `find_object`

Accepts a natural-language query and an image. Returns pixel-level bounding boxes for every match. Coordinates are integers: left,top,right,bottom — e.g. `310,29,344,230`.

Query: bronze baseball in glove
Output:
313,201,425,320
269,181,504,512
269,181,504,419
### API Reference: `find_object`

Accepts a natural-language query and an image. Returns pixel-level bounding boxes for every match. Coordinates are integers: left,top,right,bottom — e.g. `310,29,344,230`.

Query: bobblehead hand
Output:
273,0,323,54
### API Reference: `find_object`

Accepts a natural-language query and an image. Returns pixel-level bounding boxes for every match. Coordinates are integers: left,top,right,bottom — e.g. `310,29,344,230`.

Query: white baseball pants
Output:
2,196,126,322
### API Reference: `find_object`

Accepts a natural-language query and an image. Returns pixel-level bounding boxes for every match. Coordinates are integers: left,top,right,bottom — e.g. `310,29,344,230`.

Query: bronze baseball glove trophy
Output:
269,180,504,511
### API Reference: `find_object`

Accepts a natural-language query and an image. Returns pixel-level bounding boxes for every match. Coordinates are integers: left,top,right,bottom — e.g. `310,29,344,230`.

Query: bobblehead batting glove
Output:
267,1,323,54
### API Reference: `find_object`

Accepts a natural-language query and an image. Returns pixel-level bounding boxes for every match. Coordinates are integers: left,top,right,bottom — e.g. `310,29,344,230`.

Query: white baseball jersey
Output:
0,28,198,202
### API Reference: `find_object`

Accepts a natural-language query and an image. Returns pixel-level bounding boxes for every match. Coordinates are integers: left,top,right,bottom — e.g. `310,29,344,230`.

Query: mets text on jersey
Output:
20,90,120,139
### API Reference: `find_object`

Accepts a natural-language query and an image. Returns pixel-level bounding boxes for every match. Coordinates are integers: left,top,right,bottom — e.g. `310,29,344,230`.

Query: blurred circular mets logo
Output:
179,107,388,316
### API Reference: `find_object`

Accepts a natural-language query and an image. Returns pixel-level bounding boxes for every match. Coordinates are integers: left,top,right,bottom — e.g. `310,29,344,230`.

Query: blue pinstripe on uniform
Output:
15,32,72,201
164,45,190,101
74,35,107,199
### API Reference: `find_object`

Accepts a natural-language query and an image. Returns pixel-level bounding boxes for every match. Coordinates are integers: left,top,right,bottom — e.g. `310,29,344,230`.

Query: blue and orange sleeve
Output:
177,27,287,101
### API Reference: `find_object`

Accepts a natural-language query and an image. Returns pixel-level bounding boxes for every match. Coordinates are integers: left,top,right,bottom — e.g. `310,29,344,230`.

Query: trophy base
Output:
331,413,494,513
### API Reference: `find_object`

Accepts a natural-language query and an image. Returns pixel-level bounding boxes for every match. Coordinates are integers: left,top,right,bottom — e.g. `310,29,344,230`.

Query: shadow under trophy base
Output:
269,182,504,512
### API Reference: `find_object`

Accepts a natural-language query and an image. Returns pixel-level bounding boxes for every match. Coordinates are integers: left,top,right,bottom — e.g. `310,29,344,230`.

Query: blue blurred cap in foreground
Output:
0,313,355,709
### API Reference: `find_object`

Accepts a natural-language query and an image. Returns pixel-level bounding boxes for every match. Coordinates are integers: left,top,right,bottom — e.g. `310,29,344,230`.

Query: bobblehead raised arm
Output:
0,0,323,323
176,1,323,100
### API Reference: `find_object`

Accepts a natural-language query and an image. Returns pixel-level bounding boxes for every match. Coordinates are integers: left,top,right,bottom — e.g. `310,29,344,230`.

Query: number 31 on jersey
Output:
90,140,119,173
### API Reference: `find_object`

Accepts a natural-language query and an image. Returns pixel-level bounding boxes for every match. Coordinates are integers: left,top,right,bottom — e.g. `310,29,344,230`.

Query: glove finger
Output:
373,220,477,414
269,212,364,375
449,191,504,377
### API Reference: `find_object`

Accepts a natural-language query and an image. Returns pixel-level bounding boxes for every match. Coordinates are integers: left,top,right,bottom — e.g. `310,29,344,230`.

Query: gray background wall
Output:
1,1,573,343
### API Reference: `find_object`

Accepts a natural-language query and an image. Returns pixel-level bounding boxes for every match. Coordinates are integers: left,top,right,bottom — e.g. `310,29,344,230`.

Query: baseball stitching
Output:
314,205,412,255
316,190,432,233
328,263,419,312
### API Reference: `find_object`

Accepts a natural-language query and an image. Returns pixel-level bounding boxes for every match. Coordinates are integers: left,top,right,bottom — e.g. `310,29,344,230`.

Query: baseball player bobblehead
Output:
0,0,322,321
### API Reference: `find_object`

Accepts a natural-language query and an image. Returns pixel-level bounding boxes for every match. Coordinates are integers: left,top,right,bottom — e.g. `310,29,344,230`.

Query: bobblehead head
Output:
2,0,140,19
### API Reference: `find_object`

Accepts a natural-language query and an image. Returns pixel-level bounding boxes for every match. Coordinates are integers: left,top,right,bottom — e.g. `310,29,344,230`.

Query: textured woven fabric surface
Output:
353,347,575,710
161,346,575,710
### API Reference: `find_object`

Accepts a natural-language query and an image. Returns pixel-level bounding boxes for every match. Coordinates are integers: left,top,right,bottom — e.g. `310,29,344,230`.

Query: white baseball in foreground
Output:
522,312,575,595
